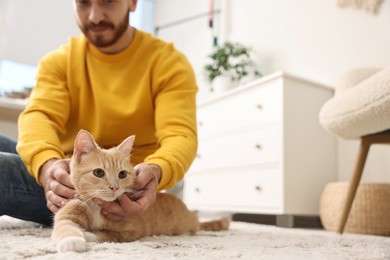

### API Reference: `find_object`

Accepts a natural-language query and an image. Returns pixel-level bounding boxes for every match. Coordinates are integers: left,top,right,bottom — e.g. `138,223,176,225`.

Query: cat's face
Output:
70,130,136,202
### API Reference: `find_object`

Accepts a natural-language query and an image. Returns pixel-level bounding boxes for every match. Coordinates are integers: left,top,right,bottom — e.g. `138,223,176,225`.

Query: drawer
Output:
184,168,282,212
190,125,281,172
197,79,282,139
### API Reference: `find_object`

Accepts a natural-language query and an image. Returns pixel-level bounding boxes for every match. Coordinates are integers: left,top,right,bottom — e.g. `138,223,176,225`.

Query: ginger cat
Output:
51,130,229,252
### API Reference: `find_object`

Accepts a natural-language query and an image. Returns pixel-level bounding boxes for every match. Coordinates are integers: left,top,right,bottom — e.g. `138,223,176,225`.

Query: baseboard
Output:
232,213,324,229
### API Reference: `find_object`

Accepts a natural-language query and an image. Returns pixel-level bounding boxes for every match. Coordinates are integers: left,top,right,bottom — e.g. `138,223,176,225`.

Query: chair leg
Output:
337,139,370,234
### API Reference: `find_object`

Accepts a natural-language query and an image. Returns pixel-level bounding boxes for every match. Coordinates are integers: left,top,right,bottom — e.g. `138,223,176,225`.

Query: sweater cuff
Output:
144,157,174,191
31,150,63,186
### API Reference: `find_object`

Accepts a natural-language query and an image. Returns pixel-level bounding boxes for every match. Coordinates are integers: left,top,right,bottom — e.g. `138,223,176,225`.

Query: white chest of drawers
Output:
184,71,336,216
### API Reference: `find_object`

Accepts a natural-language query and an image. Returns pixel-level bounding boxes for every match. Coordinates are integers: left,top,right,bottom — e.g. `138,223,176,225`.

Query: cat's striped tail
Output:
199,217,230,231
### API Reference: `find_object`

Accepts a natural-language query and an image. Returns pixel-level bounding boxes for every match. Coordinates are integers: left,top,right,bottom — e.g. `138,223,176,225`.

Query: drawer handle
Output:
198,121,203,127
195,187,201,193
255,144,262,150
196,154,202,159
256,104,263,110
255,185,262,192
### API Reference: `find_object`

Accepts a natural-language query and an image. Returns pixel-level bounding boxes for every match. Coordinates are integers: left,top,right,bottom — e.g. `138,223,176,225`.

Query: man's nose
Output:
88,4,104,24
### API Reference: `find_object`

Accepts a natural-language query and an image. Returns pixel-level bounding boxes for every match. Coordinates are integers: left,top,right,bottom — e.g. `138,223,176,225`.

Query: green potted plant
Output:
204,41,261,92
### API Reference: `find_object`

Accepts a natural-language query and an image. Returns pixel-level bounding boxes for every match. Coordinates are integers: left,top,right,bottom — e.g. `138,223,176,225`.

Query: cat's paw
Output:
83,231,97,242
57,236,87,252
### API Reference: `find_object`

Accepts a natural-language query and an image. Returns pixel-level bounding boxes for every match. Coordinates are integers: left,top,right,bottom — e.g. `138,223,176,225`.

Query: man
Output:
0,0,197,226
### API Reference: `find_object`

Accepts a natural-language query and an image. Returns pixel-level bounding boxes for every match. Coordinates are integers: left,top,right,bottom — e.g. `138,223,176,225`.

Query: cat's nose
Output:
109,185,119,192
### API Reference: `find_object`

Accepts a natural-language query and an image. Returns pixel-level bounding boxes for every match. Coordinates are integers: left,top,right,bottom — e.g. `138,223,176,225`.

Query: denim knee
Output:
0,134,17,154
0,152,53,226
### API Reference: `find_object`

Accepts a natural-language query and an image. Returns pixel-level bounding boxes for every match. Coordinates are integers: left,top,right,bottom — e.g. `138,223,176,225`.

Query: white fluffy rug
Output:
0,215,389,260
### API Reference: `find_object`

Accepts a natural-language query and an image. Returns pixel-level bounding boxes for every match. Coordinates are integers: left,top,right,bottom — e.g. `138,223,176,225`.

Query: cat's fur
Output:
51,130,229,252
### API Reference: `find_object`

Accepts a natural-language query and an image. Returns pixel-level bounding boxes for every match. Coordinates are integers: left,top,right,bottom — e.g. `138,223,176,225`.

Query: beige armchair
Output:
319,68,390,234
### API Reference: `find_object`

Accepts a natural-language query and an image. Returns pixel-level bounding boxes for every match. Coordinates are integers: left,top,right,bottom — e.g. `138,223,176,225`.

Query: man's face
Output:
74,0,135,49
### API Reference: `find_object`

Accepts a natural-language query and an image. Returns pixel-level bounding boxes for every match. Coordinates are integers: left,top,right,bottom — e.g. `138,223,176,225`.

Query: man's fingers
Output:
133,163,159,190
55,172,73,188
98,195,143,219
53,168,73,188
98,201,128,222
49,164,76,199
47,190,68,210
127,190,143,201
47,201,59,214
101,210,124,222
118,195,143,214
133,172,157,191
48,179,76,200
40,158,75,213
98,200,126,216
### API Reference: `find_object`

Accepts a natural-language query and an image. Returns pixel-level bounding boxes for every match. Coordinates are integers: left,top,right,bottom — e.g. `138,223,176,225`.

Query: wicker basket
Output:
320,182,390,236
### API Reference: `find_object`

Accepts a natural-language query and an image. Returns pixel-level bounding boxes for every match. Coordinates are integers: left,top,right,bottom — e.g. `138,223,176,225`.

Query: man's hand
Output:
96,163,161,222
38,158,76,213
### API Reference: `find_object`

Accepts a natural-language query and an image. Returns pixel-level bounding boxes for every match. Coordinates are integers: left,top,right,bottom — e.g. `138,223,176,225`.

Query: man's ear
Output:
129,0,138,12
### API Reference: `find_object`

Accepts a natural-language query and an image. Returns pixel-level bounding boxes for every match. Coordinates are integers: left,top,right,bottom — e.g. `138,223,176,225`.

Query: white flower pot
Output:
212,76,235,94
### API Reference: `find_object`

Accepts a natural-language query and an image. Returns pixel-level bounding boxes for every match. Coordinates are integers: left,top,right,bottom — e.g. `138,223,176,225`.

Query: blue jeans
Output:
0,134,53,226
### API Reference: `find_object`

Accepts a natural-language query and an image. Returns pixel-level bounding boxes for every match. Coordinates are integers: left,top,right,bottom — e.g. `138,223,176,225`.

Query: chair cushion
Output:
335,68,381,95
319,67,390,139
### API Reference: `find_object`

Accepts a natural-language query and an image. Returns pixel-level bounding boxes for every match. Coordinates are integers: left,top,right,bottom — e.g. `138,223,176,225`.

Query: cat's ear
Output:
117,135,135,157
73,130,97,158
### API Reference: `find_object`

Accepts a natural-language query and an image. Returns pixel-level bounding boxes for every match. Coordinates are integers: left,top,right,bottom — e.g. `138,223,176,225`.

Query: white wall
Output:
155,0,390,91
155,0,390,183
0,0,80,66
228,0,390,87
0,0,80,140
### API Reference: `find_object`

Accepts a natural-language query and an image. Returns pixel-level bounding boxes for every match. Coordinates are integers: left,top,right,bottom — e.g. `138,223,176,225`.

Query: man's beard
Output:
79,12,130,48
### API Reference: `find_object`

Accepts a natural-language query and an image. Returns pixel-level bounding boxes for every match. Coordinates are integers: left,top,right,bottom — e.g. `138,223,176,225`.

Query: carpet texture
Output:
0,216,389,260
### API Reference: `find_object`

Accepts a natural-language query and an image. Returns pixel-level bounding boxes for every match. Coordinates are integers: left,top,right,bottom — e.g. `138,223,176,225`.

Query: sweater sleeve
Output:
16,47,70,184
144,45,198,190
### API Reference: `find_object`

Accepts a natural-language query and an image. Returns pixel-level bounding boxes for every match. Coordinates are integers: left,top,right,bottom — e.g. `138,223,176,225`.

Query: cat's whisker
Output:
75,189,99,203
79,188,125,202
79,194,95,202
70,194,99,214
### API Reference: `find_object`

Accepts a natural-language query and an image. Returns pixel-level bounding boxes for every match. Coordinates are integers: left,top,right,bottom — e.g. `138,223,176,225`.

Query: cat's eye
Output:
93,168,105,178
118,170,127,179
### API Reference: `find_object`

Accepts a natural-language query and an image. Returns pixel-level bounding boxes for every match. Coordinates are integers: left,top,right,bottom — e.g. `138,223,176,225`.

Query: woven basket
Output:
320,182,390,236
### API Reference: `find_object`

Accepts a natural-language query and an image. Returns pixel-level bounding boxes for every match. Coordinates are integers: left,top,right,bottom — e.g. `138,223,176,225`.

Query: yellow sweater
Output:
17,30,198,190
